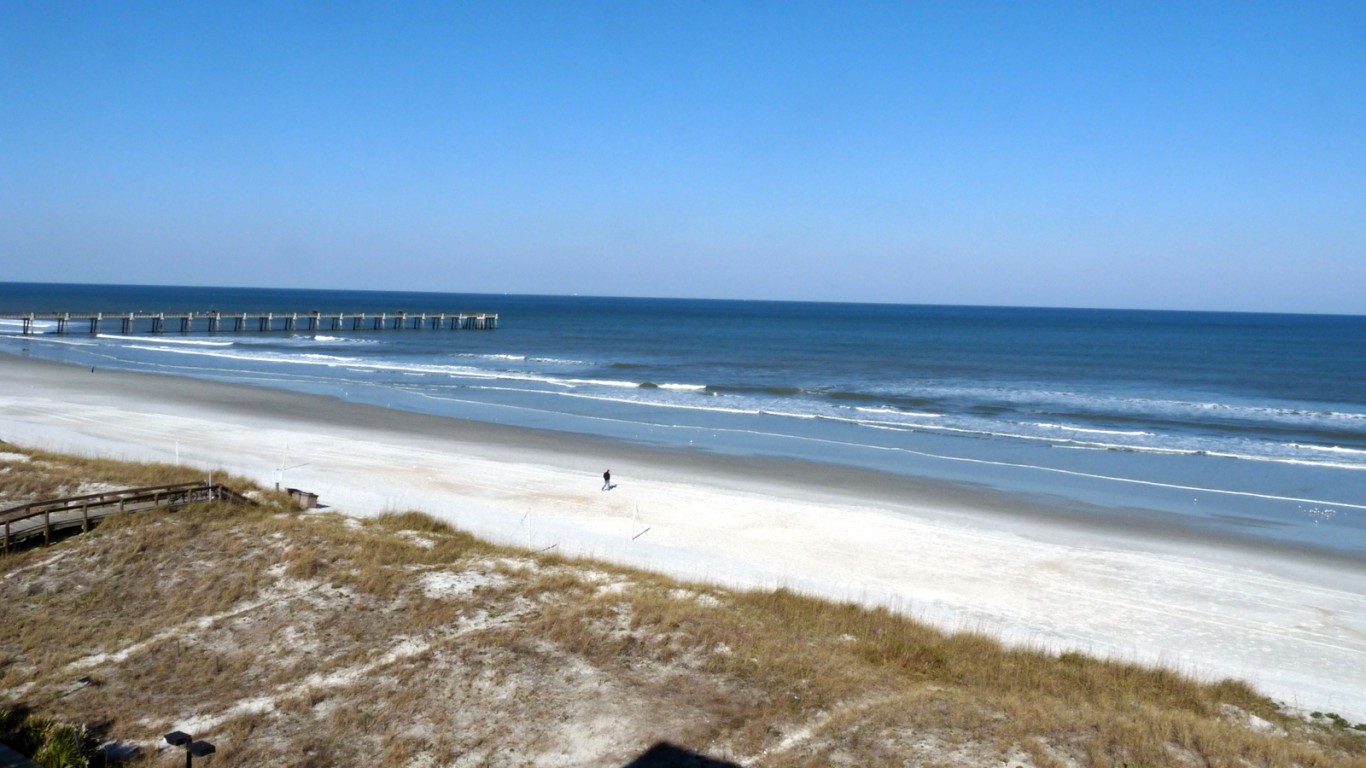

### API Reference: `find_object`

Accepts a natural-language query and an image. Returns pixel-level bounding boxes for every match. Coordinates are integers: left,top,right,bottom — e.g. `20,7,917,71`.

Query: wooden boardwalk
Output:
0,310,498,335
2,481,253,555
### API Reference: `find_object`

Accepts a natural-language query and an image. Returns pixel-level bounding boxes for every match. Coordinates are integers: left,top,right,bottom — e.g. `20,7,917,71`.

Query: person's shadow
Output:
620,742,743,767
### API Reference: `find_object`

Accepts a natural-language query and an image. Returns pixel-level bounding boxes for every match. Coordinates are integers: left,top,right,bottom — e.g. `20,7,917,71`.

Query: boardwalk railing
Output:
0,310,498,336
1,481,253,554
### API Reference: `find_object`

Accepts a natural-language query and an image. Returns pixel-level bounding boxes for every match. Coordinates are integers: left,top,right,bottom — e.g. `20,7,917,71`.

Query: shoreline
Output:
3,352,1365,719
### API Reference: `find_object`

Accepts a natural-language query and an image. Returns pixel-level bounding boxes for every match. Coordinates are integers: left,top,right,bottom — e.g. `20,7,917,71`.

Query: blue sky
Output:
3,2,1363,313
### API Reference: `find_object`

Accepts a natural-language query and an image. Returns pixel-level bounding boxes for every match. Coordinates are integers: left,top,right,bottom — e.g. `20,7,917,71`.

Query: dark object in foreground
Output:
622,741,744,768
165,730,215,767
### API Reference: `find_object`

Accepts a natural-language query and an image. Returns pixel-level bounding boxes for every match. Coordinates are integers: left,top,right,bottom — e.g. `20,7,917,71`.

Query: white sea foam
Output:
100,334,233,347
563,378,639,389
234,335,380,347
901,382,1366,430
0,319,56,329
758,409,819,420
455,352,588,366
2,336,94,347
855,406,943,419
553,390,763,416
847,416,1366,471
298,335,378,345
1031,423,1154,437
1293,444,1366,457
0,319,51,333
114,343,634,393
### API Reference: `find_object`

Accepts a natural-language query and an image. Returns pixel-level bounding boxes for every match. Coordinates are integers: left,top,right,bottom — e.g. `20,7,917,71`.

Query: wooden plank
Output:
0,483,255,552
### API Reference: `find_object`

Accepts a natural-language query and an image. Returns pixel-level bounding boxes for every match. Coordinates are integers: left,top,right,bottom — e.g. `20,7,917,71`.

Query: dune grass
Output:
0,442,254,504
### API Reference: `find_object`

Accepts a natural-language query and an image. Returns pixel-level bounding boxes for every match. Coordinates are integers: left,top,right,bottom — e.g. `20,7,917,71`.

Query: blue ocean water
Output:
3,282,1364,555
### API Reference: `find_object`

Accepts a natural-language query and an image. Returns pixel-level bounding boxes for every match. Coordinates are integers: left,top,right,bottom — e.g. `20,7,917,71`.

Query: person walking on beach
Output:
602,469,611,491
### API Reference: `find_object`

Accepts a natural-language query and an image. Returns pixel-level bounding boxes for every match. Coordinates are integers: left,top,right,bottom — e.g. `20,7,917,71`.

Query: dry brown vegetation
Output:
0,443,255,503
2,443,1364,767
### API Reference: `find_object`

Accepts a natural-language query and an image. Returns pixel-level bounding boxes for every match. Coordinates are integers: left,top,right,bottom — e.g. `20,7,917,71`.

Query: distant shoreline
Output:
3,350,1365,719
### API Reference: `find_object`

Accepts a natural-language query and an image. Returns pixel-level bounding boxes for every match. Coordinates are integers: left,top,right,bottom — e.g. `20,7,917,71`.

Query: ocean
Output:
3,282,1364,556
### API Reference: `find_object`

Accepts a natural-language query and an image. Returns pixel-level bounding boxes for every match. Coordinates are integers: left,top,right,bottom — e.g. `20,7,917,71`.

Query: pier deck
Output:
0,310,497,335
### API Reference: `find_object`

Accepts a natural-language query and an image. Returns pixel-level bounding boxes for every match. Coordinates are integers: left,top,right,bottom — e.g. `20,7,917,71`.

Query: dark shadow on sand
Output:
620,742,743,767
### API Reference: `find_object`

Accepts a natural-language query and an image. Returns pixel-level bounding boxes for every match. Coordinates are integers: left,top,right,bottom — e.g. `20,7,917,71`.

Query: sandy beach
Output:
3,352,1364,721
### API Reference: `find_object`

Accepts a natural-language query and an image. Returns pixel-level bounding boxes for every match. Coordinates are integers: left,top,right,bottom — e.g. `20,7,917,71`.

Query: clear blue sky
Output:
3,2,1363,313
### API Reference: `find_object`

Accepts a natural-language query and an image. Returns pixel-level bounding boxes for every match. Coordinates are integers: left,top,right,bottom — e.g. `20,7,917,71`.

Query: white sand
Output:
4,354,1364,720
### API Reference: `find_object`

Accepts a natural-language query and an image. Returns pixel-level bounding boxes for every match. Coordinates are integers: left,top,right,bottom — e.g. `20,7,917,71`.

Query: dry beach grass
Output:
2,445,1364,767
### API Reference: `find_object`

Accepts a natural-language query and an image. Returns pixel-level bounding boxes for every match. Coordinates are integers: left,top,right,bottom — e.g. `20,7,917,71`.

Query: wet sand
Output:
3,352,1364,719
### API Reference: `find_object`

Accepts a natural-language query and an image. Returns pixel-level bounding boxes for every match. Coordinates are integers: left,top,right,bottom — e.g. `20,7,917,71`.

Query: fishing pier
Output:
1,310,498,336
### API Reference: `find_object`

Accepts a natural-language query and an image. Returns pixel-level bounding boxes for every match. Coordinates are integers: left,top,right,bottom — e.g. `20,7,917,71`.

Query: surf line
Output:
850,440,1366,511
425,392,1366,511
526,403,1366,512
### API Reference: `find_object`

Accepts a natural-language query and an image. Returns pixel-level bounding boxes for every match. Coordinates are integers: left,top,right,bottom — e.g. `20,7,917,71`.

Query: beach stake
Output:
274,442,310,492
631,505,650,540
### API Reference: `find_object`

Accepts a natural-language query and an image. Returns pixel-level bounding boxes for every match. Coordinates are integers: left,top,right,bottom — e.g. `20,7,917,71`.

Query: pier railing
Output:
1,481,254,554
0,310,498,335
